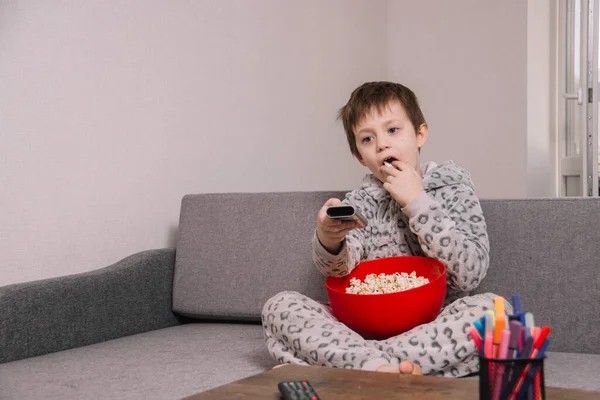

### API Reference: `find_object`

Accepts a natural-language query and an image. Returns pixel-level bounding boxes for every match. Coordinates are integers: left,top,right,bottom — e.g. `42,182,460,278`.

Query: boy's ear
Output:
416,123,429,149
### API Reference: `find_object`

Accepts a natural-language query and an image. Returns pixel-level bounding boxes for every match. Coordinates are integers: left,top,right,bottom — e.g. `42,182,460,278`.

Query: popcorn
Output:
346,271,429,294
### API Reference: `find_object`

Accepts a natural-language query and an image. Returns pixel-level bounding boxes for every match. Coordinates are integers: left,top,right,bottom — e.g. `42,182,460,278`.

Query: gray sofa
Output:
1,192,600,399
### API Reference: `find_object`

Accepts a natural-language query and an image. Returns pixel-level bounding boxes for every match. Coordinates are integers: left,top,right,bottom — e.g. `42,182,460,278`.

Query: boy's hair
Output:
337,81,427,156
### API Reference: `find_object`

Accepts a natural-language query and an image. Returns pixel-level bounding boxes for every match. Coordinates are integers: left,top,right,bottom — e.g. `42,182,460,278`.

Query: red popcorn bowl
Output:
325,256,447,340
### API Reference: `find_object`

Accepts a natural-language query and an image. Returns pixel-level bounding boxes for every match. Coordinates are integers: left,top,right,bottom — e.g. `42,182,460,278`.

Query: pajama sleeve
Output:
402,188,489,293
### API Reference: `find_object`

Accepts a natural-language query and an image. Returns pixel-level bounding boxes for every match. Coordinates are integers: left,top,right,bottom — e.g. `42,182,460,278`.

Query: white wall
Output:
0,1,554,286
0,0,386,286
386,0,529,199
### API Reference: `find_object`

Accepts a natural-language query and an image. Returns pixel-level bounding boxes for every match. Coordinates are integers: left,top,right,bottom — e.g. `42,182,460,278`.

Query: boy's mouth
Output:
383,157,398,166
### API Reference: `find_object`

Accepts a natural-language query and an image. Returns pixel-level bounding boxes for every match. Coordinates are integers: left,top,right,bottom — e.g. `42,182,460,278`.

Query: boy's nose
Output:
377,137,390,152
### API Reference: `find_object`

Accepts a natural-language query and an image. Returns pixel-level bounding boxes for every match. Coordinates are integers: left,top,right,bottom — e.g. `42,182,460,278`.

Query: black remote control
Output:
278,380,321,400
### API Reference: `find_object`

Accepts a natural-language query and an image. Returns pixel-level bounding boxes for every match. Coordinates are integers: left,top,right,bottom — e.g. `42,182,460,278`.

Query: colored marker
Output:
479,310,495,340
521,335,534,359
503,335,534,398
495,296,505,318
469,327,483,353
474,319,485,340
521,325,532,355
525,312,535,335
511,294,521,315
532,326,541,343
508,321,522,359
516,339,550,400
507,327,551,400
531,327,551,359
493,315,507,358
492,329,511,400
484,314,494,357
484,314,494,379
516,340,549,400
500,320,523,398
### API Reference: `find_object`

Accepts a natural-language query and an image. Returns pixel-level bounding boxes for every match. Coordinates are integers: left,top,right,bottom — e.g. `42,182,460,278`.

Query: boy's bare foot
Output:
376,361,423,375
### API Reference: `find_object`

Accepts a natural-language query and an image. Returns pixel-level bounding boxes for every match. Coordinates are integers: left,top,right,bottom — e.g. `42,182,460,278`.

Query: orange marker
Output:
493,296,507,358
494,296,505,317
493,315,507,358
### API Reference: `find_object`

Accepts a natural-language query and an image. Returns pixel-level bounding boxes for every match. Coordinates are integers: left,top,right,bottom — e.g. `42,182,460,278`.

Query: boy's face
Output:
353,100,428,182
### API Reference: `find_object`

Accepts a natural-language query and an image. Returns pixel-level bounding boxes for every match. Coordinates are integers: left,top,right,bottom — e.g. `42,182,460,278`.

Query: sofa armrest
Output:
0,248,185,364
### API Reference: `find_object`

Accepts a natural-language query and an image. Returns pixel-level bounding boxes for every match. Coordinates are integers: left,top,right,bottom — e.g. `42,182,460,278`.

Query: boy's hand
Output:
316,198,361,254
381,160,424,207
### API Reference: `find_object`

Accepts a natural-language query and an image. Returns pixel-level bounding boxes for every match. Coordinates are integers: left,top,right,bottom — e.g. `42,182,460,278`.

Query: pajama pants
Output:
261,291,509,377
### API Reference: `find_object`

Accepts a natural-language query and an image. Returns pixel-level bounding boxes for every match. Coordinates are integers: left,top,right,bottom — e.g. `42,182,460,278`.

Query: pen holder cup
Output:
479,355,546,400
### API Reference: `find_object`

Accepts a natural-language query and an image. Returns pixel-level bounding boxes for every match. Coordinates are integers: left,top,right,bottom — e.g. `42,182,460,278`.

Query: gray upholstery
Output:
0,324,598,400
476,199,600,355
0,249,183,364
173,193,600,355
173,192,344,320
0,323,276,400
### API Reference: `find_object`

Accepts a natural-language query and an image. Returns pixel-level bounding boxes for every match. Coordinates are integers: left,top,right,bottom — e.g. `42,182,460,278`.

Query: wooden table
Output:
186,364,599,399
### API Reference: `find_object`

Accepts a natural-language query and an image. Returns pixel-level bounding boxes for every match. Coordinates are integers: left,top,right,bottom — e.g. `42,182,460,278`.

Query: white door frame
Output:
558,0,599,196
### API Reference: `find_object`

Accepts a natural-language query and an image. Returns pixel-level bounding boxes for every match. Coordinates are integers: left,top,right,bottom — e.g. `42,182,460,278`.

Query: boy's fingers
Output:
380,168,397,180
340,221,359,231
323,226,344,235
322,217,342,225
321,223,357,237
394,160,417,174
324,198,342,207
326,221,355,233
391,160,406,171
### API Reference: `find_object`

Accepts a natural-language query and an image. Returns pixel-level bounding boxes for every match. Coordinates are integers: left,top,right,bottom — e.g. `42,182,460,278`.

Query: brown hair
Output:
337,81,426,156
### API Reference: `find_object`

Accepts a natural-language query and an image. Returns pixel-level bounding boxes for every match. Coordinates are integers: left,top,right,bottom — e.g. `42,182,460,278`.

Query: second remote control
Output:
278,380,321,400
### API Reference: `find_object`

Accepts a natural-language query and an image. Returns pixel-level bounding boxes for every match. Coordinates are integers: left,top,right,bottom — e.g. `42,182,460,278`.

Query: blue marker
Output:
518,312,526,327
474,319,485,340
511,294,522,315
477,310,495,342
515,339,550,400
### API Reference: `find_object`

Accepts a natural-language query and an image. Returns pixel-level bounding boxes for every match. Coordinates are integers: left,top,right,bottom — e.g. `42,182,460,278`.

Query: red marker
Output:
507,326,552,400
468,327,482,352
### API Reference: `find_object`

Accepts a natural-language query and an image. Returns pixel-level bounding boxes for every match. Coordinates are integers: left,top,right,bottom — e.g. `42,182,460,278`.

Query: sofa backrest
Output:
172,193,600,354
475,198,600,355
172,192,341,320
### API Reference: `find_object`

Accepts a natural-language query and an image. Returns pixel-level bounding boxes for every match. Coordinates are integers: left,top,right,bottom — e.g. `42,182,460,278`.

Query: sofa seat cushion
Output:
543,351,600,391
0,323,275,400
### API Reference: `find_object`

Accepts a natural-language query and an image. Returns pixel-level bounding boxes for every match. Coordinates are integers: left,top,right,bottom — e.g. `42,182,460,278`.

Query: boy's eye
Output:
388,127,398,134
362,136,373,144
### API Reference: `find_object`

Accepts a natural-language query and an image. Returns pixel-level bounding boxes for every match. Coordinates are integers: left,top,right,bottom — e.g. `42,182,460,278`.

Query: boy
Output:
261,81,506,377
